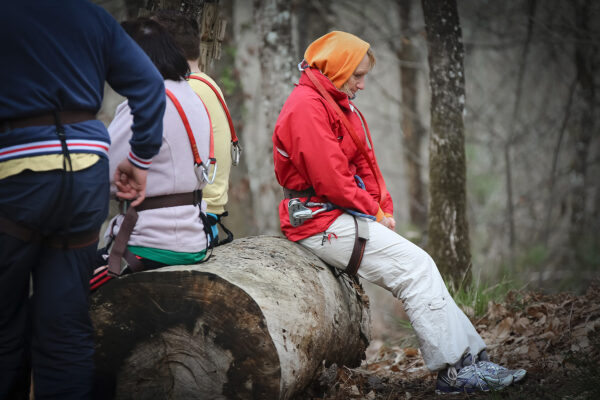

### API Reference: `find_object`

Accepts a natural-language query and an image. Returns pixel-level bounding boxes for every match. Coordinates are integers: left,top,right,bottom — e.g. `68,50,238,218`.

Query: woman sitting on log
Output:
91,18,213,290
272,31,526,394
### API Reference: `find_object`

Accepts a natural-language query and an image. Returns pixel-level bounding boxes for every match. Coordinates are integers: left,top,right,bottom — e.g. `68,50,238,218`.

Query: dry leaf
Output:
538,331,556,340
527,342,540,359
404,348,419,357
491,317,514,341
488,302,508,320
513,317,531,334
549,317,562,332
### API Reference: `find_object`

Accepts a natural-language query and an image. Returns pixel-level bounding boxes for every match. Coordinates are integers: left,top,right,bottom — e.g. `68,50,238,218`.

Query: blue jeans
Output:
0,159,109,399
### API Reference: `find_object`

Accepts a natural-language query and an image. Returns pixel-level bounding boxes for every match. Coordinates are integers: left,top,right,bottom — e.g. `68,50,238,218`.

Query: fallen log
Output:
91,235,371,399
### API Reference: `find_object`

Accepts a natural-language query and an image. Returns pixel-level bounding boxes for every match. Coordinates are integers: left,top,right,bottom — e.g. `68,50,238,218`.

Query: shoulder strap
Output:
188,74,239,146
303,68,387,202
351,103,391,202
165,88,215,168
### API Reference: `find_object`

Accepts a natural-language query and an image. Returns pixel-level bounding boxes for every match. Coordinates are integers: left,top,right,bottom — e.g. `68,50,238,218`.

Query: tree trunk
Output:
569,0,596,268
398,0,427,232
421,0,471,286
505,0,536,268
90,236,370,400
232,0,294,235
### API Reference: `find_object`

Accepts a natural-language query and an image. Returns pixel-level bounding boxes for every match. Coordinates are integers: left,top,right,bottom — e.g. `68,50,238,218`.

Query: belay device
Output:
288,199,334,227
288,198,375,227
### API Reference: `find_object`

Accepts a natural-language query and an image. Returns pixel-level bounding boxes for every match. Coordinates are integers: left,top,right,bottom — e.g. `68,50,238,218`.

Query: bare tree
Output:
504,0,536,267
398,0,427,232
291,0,334,61
233,0,294,235
569,0,598,268
421,0,471,286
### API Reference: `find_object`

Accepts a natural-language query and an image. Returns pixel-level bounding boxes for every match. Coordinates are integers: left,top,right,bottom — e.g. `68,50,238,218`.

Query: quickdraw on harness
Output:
106,90,216,277
188,74,242,166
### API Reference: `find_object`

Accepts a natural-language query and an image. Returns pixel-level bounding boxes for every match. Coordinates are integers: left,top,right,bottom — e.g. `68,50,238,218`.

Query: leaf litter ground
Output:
301,282,600,400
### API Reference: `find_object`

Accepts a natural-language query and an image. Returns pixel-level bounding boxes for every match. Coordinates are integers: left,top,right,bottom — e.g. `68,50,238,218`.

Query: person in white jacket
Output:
98,18,212,278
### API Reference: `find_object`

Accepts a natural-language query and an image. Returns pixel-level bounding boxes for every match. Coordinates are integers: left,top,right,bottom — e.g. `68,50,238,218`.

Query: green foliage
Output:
449,276,517,318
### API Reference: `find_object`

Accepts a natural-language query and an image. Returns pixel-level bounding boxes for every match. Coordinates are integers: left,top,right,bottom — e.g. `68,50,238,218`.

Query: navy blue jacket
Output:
0,0,165,167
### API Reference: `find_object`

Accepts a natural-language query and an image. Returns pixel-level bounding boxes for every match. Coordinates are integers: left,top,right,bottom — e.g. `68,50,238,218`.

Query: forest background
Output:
94,0,600,345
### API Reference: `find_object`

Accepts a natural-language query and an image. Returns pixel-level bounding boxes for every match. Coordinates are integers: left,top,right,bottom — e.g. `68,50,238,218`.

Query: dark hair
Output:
152,10,200,61
121,17,190,81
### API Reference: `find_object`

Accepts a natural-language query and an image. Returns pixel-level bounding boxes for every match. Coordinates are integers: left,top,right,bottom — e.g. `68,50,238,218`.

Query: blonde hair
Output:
366,48,376,69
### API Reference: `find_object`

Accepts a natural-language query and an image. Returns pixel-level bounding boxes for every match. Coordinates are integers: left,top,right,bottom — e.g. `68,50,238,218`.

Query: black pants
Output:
0,160,109,399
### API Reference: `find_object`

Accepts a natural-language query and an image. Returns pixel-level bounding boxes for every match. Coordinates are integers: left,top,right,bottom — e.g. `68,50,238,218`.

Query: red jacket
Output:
273,68,393,241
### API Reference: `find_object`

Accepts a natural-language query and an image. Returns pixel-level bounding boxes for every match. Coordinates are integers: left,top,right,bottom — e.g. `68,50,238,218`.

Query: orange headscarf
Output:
304,31,370,89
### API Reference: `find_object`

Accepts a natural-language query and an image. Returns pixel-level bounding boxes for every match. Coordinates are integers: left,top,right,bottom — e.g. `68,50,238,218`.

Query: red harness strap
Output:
188,74,239,146
165,88,215,167
352,105,391,202
304,68,389,203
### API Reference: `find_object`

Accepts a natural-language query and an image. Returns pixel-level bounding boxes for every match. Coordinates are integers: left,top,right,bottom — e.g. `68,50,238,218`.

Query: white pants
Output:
299,214,485,371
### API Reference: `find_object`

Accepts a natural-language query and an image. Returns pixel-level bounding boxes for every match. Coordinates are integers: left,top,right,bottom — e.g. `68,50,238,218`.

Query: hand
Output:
114,159,148,207
380,216,396,230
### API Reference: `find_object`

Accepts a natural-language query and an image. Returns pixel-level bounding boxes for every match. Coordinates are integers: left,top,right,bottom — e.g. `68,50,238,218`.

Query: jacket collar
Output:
298,67,351,110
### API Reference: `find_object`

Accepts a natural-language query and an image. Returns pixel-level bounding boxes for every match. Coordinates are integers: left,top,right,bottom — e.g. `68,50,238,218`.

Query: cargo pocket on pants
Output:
428,295,447,310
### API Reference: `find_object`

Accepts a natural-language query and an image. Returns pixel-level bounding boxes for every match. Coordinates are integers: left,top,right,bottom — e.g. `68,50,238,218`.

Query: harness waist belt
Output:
0,215,99,249
1,110,96,132
283,186,316,199
109,190,202,276
132,191,202,212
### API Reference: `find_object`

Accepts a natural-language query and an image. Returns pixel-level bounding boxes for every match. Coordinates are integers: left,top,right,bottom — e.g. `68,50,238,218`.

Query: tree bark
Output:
398,0,427,231
231,0,294,235
569,0,596,268
90,236,370,400
421,0,471,286
504,0,536,267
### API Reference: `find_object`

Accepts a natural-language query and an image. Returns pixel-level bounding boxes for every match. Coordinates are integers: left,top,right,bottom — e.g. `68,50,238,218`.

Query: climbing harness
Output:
187,75,240,246
106,190,210,276
166,88,217,184
206,211,234,246
188,74,242,166
106,89,216,277
0,110,98,249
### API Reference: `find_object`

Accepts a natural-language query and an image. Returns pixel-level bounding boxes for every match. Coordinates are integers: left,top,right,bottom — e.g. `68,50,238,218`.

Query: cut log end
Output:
92,271,281,399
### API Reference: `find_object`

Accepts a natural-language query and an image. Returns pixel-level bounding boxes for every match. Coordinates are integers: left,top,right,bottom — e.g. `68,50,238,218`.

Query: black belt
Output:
0,215,99,249
283,187,316,199
1,110,96,133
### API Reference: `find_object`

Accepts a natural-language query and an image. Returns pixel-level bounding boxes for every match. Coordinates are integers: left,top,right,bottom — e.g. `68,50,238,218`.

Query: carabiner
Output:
203,159,218,184
231,141,242,166
194,163,206,184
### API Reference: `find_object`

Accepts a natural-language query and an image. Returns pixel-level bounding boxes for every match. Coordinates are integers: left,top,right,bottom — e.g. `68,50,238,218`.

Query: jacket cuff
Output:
127,151,152,170
384,212,393,218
